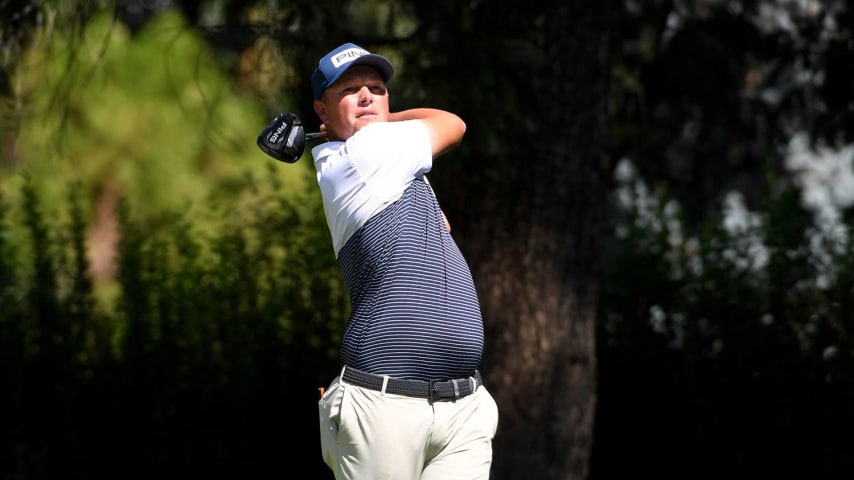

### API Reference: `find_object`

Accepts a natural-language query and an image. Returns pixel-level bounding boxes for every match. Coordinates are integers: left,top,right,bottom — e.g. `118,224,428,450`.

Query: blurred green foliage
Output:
0,165,347,478
593,168,854,478
3,8,310,250
1,10,347,476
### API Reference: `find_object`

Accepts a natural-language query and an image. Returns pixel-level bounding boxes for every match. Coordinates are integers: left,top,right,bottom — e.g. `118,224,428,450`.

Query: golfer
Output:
311,42,499,480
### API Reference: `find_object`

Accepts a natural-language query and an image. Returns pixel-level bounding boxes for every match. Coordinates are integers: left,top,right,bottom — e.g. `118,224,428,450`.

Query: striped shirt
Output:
311,121,484,381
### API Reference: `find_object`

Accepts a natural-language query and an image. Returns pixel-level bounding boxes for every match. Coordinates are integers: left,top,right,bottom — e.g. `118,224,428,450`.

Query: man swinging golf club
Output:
307,42,498,480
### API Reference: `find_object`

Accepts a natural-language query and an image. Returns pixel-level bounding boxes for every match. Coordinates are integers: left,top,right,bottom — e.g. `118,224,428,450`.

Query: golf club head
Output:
257,112,307,163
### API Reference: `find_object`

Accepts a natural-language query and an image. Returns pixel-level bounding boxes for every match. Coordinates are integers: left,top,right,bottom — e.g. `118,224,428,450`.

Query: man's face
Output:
314,65,390,141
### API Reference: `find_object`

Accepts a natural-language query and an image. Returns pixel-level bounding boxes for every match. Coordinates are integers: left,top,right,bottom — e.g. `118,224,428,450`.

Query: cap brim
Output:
349,54,395,83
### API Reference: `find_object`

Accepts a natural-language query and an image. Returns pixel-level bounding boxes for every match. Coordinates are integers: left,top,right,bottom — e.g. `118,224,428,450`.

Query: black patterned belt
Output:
341,366,482,402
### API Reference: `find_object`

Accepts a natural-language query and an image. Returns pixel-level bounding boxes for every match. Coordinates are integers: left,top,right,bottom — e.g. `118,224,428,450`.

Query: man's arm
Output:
389,108,466,158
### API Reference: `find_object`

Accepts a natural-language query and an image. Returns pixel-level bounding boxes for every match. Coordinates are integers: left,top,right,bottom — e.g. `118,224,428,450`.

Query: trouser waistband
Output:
340,366,482,402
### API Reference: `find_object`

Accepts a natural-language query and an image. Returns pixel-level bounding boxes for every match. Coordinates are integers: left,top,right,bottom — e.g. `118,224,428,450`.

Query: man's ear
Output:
314,100,329,124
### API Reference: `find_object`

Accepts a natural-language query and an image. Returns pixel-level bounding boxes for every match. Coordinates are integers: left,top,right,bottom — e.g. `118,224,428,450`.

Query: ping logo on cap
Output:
331,47,370,68
312,42,395,99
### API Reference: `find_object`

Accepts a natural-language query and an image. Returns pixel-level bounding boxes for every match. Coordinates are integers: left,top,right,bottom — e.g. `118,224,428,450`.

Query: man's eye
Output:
370,86,387,95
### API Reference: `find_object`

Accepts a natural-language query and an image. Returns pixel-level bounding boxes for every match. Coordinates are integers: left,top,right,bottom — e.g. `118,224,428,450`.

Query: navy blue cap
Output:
311,43,395,100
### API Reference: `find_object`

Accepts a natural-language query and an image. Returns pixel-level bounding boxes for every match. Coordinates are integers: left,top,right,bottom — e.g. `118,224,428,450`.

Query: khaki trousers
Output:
318,373,499,480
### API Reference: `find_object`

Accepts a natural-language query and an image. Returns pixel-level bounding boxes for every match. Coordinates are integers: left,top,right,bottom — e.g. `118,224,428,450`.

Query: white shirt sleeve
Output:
311,120,433,256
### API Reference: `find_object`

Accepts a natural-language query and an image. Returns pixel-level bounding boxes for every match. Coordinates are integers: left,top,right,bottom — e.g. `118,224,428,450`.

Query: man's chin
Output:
355,117,381,130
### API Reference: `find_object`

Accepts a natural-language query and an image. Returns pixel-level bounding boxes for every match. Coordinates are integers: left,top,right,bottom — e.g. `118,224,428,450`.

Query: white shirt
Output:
310,120,433,256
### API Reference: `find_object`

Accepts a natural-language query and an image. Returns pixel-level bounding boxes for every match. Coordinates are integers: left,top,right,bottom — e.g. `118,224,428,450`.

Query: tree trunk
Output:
449,4,617,479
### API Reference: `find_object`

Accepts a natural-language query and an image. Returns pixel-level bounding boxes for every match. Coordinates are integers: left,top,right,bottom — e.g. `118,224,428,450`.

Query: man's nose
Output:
358,87,372,105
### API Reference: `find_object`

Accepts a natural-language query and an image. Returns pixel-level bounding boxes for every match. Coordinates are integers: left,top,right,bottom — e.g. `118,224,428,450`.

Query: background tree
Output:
594,2,854,478
612,1,854,226
407,4,618,479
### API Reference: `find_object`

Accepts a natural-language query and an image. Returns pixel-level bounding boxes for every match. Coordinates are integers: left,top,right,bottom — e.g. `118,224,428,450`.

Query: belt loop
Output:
381,375,389,394
452,379,461,398
469,376,476,393
340,365,347,379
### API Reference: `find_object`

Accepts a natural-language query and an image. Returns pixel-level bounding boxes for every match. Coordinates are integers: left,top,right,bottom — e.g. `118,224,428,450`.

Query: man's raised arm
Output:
389,108,466,158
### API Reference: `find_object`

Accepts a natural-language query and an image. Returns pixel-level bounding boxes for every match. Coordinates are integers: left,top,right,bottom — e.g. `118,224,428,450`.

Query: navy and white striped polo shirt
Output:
311,121,484,381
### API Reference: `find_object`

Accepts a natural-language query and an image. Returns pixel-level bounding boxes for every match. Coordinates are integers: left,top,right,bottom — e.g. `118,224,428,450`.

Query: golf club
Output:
257,112,326,164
